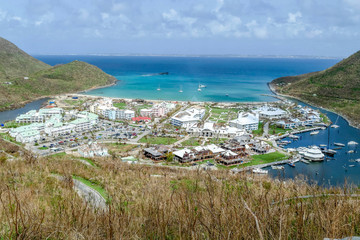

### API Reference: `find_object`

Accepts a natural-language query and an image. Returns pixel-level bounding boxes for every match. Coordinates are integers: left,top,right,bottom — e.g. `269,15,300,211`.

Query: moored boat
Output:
271,165,284,170
334,143,345,147
299,146,325,161
252,168,268,174
310,131,319,135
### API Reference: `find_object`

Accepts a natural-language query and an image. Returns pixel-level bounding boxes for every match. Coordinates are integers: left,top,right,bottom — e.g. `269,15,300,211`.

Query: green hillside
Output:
0,37,50,80
0,37,117,111
270,51,360,127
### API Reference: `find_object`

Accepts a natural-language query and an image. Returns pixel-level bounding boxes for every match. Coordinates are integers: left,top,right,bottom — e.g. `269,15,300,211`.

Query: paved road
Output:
73,179,107,210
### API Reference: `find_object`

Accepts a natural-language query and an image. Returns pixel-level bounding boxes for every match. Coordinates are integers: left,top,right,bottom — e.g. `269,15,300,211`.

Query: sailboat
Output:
179,86,183,93
331,115,340,128
157,84,161,91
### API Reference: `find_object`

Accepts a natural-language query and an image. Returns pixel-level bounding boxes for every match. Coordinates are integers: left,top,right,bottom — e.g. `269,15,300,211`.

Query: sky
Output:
0,0,360,57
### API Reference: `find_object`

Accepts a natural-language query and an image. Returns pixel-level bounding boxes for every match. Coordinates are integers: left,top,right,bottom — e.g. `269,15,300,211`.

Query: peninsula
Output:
0,37,117,112
270,50,360,128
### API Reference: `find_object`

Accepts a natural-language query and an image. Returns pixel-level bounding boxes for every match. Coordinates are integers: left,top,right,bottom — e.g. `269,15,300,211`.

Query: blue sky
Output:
0,0,359,57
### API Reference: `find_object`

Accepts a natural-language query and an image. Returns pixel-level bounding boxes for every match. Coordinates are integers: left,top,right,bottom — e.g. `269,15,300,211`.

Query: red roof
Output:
132,117,151,121
44,105,55,108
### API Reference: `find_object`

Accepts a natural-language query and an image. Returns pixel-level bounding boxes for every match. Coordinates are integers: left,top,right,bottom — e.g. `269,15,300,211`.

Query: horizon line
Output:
30,53,342,59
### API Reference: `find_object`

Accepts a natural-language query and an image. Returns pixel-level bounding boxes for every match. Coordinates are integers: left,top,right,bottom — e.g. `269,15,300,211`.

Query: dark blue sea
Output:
35,55,339,102
4,55,356,187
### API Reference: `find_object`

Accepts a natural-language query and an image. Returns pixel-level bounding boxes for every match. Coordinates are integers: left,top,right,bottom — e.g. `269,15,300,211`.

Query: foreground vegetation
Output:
0,148,359,239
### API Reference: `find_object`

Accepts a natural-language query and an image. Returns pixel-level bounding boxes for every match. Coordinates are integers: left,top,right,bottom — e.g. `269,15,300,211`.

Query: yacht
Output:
299,146,325,162
252,168,268,174
334,143,345,147
310,131,319,135
348,141,358,145
271,165,284,170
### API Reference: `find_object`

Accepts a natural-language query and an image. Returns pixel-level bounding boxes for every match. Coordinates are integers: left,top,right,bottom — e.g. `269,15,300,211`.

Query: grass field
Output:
113,102,127,109
139,136,178,145
241,151,288,168
181,137,201,146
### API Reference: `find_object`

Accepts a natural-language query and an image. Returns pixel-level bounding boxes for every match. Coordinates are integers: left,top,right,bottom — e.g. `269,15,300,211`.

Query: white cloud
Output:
287,12,302,23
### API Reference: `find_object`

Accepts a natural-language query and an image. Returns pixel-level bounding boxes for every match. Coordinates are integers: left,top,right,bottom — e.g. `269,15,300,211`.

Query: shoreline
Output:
267,82,360,130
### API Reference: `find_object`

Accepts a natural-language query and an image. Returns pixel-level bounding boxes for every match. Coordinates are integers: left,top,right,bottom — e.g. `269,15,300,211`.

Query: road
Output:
73,179,107,210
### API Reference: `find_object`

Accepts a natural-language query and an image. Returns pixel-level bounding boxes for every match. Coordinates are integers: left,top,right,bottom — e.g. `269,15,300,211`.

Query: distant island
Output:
0,37,117,112
270,50,360,128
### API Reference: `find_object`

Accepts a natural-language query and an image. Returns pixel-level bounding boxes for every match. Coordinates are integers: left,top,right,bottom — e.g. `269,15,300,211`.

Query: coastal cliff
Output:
0,37,117,111
270,51,360,128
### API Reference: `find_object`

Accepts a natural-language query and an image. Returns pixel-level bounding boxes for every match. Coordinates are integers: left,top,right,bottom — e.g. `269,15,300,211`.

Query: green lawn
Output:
73,176,109,201
240,152,288,168
252,122,264,136
113,102,127,109
181,137,201,146
139,136,178,145
207,138,227,144
38,147,48,150
3,121,30,128
64,99,84,106
269,124,290,135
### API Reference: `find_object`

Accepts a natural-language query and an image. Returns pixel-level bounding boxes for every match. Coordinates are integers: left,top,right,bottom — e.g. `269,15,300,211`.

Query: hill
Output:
270,51,360,127
0,37,117,111
0,37,50,80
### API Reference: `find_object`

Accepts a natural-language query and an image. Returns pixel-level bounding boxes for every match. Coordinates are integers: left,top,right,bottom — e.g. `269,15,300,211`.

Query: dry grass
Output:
0,152,360,239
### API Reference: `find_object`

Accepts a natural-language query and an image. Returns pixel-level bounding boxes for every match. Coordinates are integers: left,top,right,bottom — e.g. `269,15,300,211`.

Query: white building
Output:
255,106,288,120
78,142,109,158
170,108,205,128
188,122,246,138
229,112,259,131
9,123,44,138
45,123,75,136
15,107,64,123
16,130,41,143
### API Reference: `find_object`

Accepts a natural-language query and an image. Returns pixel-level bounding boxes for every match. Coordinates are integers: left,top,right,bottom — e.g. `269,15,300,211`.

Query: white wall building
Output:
255,106,288,120
229,112,259,131
170,108,205,128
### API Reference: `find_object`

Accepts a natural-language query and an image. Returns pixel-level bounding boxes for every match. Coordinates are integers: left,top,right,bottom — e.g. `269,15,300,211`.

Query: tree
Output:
165,152,174,162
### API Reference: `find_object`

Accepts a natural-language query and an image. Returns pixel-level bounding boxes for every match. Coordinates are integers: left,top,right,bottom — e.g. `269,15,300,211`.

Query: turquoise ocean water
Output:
35,56,339,102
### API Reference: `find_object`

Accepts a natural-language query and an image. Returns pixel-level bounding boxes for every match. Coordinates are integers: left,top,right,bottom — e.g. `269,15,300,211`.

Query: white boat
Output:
179,86,183,93
348,141,358,145
334,143,345,147
199,84,206,88
310,131,319,135
289,135,300,139
252,168,268,174
355,159,360,163
319,144,327,147
197,87,202,92
349,165,355,167
348,150,354,154
157,84,161,91
271,165,284,170
331,124,339,128
299,146,325,162
321,127,326,130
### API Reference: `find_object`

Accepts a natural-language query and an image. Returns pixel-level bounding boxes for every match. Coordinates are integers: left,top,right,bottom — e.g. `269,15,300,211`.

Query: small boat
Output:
199,84,206,88
157,84,161,91
321,127,326,130
179,86,183,93
348,150,354,154
271,165,284,170
225,94,229,97
355,159,360,163
322,149,336,157
300,159,310,164
319,144,327,147
252,168,268,174
331,124,339,128
348,141,358,145
349,165,355,167
197,83,202,91
289,135,300,139
310,131,319,135
334,143,345,147
288,162,296,167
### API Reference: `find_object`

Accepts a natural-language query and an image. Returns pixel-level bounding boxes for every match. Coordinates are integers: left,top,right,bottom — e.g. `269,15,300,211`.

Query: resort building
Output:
15,108,64,124
170,107,205,128
188,122,246,138
229,112,259,131
16,130,41,143
255,106,288,120
9,123,45,138
44,123,75,136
